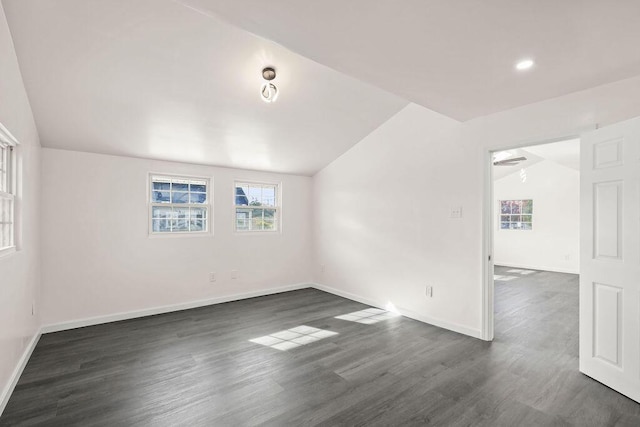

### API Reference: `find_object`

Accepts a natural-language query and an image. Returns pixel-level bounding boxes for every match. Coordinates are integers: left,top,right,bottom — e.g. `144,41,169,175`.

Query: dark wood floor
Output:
2,268,639,426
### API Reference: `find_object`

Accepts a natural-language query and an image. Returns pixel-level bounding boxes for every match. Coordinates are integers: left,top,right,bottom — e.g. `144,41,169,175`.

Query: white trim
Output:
482,148,494,341
312,282,483,339
482,131,590,342
41,283,311,333
147,173,213,236
0,122,18,146
233,180,282,233
0,331,41,416
494,262,579,275
0,246,16,258
3,282,485,413
39,282,485,338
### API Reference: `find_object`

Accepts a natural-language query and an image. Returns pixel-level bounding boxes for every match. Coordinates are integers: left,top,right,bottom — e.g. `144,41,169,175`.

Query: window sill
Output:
148,231,213,239
234,230,281,236
0,246,16,258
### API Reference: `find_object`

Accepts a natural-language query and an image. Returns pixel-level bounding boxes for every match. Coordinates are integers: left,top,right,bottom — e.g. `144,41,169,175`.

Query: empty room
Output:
1,1,639,425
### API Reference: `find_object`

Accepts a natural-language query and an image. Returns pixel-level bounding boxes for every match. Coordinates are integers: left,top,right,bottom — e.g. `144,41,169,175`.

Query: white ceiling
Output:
2,0,407,175
181,0,640,121
493,138,580,180
4,1,639,175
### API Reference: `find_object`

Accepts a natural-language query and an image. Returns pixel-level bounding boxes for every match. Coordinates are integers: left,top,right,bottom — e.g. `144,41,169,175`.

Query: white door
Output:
580,117,640,403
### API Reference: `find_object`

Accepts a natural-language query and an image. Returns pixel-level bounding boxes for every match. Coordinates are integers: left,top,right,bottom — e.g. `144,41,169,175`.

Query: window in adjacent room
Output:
0,125,17,255
149,174,210,234
234,181,279,232
499,199,533,230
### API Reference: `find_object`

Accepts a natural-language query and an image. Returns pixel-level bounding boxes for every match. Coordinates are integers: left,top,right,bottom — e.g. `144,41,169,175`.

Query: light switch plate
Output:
450,206,462,219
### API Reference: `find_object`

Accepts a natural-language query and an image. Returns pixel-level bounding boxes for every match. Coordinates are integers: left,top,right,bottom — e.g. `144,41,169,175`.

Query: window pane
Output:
500,222,509,229
521,215,532,222
500,215,509,223
152,181,170,191
500,201,510,214
251,216,264,231
190,207,207,220
172,219,189,231
152,206,172,219
248,186,262,205
152,218,171,232
511,203,520,214
262,218,275,230
172,181,189,191
189,192,207,204
522,223,533,230
152,191,170,203
235,186,249,206
1,198,8,222
522,200,533,214
510,215,521,222
236,208,250,230
262,187,276,207
190,183,206,192
1,223,10,247
171,192,189,203
190,219,205,231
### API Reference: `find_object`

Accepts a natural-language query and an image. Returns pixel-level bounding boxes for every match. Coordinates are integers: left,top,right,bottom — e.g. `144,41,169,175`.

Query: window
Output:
0,126,16,254
149,175,210,234
235,182,279,232
499,199,533,230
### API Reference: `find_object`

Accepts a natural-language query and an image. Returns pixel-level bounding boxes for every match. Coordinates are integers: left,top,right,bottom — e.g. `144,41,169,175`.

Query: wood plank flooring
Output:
2,268,639,426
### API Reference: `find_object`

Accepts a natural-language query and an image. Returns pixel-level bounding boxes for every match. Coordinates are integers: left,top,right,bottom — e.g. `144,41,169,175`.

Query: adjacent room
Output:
1,1,639,425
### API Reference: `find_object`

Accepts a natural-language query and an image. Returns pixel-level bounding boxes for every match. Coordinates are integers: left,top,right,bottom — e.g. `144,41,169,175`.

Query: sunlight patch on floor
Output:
335,308,400,324
249,325,338,351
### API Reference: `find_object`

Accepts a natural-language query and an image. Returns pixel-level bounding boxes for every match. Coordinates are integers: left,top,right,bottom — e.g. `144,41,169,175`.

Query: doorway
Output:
482,137,581,341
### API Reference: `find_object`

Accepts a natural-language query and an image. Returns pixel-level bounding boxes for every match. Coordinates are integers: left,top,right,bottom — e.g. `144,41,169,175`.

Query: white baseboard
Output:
41,283,312,333
40,281,482,339
311,283,483,339
495,262,579,275
3,281,483,416
0,331,41,416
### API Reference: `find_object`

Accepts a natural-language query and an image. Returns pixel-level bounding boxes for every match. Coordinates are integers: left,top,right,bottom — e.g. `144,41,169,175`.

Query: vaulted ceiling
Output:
183,0,640,121
2,0,407,175
3,0,640,174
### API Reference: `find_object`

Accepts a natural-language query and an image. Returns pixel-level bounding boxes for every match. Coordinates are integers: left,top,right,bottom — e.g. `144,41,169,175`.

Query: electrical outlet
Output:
449,207,462,219
231,270,239,279
209,272,216,282
426,286,433,298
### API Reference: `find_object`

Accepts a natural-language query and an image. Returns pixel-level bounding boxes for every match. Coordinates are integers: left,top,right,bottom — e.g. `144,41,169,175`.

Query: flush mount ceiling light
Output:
260,67,279,103
515,59,534,71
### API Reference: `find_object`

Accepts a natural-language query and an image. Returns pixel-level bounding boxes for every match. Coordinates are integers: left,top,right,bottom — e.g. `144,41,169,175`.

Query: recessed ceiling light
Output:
515,59,534,71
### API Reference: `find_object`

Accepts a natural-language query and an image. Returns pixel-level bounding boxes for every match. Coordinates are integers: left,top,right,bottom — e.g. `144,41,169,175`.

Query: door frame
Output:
481,132,587,341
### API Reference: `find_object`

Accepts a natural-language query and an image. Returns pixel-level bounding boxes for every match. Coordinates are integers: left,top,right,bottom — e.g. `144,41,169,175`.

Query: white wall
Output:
493,160,580,273
41,148,312,326
313,75,640,338
313,104,480,336
0,2,41,411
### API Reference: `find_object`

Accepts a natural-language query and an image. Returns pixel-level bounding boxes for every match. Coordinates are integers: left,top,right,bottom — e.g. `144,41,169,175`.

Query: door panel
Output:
580,117,640,403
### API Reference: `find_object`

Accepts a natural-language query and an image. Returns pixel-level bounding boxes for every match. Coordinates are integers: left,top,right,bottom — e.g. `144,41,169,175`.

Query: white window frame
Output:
0,123,18,257
148,173,212,236
498,199,533,231
234,180,281,233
